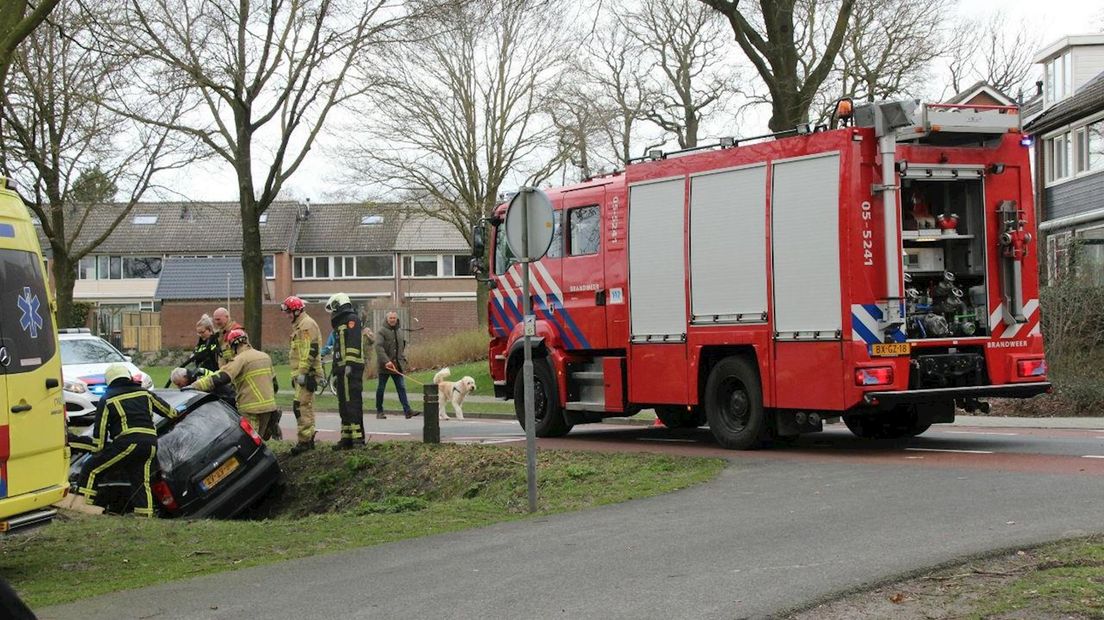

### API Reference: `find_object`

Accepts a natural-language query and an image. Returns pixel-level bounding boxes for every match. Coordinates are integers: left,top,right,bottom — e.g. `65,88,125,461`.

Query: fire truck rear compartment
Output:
900,176,989,340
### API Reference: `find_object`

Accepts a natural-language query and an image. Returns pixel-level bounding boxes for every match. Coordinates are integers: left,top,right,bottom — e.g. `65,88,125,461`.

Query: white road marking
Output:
637,438,699,444
1082,455,1104,459
940,430,1019,437
364,432,412,437
905,448,994,454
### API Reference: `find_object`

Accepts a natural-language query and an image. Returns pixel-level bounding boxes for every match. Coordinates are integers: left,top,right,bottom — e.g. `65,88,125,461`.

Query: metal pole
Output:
521,190,538,513
423,383,439,444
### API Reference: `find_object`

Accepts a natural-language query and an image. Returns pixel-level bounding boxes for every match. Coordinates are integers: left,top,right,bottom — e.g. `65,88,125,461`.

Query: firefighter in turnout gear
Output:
69,364,174,516
189,329,277,439
282,296,322,455
326,293,366,449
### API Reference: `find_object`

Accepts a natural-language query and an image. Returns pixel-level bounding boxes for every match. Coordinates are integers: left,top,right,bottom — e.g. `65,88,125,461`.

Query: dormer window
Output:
133,215,157,225
361,215,383,225
1045,50,1073,105
259,213,268,225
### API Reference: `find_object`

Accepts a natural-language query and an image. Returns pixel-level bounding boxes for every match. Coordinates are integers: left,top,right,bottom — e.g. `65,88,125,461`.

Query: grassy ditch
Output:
791,536,1104,619
2,443,723,608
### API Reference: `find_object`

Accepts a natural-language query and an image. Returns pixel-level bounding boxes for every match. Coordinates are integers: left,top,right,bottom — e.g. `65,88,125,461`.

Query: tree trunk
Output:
234,130,263,347
51,250,79,327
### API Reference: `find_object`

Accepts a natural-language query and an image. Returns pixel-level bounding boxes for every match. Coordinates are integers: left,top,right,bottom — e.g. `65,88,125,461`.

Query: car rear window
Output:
0,249,56,374
157,400,240,477
60,337,126,365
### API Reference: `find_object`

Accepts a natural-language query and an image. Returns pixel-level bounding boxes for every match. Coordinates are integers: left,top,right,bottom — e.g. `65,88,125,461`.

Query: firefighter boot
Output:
290,436,315,456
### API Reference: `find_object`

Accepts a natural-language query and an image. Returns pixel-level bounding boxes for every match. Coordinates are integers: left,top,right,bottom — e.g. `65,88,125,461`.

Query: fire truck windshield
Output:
494,222,516,274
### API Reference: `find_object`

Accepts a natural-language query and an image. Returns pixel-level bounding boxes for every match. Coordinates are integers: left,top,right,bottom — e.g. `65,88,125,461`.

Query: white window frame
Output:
402,254,441,278
1044,131,1073,186
400,254,473,279
263,254,276,280
293,256,332,280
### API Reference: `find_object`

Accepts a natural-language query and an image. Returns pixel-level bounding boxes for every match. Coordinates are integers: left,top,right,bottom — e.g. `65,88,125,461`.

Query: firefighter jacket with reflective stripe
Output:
290,312,323,376
193,344,276,414
331,310,364,368
190,334,220,373
69,383,173,453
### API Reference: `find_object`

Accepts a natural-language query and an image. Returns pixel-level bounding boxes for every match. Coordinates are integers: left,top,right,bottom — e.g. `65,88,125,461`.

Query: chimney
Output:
1036,80,1043,96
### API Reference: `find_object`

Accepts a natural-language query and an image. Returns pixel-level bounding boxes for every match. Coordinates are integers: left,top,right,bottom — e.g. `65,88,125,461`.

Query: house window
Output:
1046,132,1072,183
402,255,439,277
78,257,96,280
1047,231,1073,283
263,255,275,279
1084,120,1104,174
294,256,330,280
360,215,384,225
122,257,162,278
568,205,600,256
356,255,393,278
447,255,473,277
1077,227,1104,285
259,213,268,225
132,215,158,225
1045,51,1073,105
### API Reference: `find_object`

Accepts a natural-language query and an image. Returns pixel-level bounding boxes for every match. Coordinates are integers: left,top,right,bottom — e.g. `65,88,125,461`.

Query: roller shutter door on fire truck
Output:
689,164,768,323
771,153,842,339
628,177,687,341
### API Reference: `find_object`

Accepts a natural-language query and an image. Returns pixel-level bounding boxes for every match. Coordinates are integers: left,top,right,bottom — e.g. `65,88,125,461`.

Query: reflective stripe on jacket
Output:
195,345,276,414
290,312,322,376
69,384,173,453
331,310,363,367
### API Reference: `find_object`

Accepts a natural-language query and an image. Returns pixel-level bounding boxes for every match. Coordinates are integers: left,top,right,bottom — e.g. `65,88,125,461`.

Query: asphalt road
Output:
41,416,1104,620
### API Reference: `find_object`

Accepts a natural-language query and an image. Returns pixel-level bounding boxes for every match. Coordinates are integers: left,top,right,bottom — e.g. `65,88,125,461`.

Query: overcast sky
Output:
159,0,1104,204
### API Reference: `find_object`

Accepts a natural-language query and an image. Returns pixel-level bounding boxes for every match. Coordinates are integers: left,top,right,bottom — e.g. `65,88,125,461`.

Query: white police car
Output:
59,329,152,425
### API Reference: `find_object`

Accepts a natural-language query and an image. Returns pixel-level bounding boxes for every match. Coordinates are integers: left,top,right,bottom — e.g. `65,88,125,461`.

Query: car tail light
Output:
1017,358,1047,378
152,480,178,511
855,367,894,386
240,418,263,446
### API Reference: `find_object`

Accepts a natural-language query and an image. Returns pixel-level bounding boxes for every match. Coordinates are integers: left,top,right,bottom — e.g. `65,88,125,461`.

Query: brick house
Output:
39,201,478,350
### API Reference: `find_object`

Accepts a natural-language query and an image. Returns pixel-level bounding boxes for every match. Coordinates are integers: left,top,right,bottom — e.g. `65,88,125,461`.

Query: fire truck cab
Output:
477,100,1050,449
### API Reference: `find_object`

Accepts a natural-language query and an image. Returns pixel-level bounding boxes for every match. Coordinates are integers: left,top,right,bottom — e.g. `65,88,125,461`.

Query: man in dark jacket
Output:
326,293,366,449
70,364,175,516
375,310,416,419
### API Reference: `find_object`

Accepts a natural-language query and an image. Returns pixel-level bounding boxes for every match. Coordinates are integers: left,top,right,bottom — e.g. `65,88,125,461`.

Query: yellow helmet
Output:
104,363,132,386
325,292,351,313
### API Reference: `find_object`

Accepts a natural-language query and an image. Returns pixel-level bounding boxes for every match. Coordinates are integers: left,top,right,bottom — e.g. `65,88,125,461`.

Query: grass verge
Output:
790,535,1104,619
3,443,723,608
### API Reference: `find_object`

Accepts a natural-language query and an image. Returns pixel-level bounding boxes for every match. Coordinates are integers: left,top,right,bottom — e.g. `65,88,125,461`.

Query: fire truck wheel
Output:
654,406,706,429
704,356,766,450
513,358,572,437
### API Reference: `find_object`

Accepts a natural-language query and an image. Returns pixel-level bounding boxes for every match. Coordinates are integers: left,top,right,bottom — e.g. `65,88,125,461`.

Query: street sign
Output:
505,188,554,261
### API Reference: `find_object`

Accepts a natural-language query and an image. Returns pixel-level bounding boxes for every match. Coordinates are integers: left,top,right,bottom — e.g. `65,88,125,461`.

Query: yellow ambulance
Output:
0,176,67,533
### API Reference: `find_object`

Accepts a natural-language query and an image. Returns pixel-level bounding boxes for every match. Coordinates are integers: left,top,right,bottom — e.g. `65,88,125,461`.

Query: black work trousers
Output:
76,435,158,517
335,363,365,443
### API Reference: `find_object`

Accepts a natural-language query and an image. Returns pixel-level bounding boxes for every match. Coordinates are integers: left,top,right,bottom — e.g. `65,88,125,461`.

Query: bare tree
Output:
946,14,1038,99
345,0,573,319
699,0,855,132
548,77,611,182
583,22,659,166
0,2,193,325
112,0,412,344
624,0,737,149
0,0,59,87
351,0,571,241
812,0,947,123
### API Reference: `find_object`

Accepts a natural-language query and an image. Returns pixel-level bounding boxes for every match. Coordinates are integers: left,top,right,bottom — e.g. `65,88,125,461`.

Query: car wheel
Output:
514,357,572,437
704,356,767,450
655,405,705,429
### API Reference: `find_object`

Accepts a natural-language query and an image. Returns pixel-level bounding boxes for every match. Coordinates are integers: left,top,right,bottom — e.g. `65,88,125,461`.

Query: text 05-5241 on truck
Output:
472,100,1050,449
0,176,69,531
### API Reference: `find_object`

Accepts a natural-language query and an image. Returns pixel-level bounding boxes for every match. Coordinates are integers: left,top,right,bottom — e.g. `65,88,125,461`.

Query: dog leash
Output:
387,368,425,386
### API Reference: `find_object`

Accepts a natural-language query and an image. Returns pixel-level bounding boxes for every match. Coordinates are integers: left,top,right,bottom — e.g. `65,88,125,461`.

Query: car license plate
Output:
871,343,911,357
202,458,239,491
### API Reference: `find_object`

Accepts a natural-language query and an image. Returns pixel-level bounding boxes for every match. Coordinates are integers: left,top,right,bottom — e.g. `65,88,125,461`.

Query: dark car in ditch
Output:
69,389,282,518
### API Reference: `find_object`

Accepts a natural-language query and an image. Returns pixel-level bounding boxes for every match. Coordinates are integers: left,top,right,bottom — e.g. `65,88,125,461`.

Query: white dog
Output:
433,368,476,420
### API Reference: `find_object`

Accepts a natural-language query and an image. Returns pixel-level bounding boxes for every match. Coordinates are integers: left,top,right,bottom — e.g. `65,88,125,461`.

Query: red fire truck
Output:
473,100,1051,449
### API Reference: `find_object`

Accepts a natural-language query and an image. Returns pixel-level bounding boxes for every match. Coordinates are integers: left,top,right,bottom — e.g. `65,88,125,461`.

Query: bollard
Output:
423,384,439,444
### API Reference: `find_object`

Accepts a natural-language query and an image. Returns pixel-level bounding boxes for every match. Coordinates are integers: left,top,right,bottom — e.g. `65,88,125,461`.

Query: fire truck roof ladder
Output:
627,124,830,164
